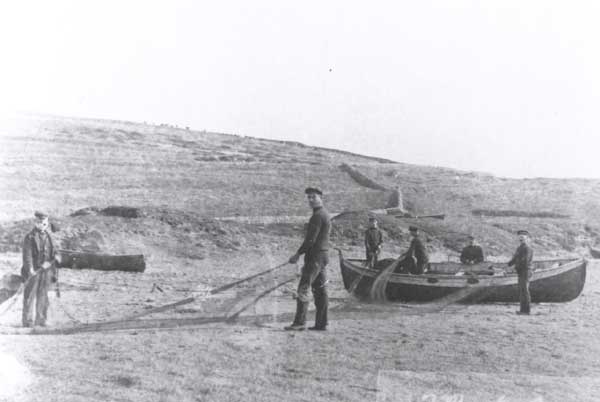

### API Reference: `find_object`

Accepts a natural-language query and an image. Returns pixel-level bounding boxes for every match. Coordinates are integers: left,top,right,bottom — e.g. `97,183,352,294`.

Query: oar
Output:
394,214,445,220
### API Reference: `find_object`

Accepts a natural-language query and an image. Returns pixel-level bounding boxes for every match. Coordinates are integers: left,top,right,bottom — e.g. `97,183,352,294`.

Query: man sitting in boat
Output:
460,235,484,265
364,216,383,268
397,226,429,275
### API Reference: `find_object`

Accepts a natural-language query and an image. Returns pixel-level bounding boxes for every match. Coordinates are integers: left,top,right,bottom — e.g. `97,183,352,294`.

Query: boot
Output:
285,299,308,330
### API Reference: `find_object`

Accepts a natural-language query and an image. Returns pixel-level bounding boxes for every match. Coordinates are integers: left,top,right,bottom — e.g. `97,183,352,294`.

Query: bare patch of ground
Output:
1,252,599,402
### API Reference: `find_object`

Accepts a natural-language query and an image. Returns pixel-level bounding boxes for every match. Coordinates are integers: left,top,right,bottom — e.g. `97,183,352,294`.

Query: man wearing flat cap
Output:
508,230,534,315
21,211,60,327
285,187,331,331
399,226,428,274
460,235,484,265
364,216,383,269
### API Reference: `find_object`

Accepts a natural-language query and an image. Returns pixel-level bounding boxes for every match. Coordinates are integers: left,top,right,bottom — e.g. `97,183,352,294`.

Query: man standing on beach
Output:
460,235,484,265
508,230,534,315
364,216,383,268
21,211,60,327
285,187,331,331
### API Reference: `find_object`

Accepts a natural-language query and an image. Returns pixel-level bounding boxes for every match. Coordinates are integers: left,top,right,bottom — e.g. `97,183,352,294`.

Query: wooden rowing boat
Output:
58,251,146,272
337,250,586,303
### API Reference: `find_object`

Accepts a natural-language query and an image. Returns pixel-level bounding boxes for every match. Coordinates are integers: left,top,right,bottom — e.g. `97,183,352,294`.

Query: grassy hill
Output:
1,114,599,261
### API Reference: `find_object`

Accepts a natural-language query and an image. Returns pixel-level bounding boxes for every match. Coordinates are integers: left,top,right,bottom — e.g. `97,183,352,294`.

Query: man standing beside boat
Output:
460,235,484,265
508,230,534,315
364,216,383,269
21,211,60,327
285,187,331,331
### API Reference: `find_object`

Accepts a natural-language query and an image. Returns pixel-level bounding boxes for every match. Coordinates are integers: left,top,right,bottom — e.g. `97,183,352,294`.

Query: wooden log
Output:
58,251,146,272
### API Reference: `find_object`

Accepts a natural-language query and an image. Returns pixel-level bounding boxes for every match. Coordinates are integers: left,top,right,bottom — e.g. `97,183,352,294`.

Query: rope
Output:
225,276,297,322
0,284,24,316
54,297,84,324
209,262,290,294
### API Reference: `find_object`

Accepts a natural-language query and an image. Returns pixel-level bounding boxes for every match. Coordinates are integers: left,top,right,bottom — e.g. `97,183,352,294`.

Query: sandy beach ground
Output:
0,247,599,402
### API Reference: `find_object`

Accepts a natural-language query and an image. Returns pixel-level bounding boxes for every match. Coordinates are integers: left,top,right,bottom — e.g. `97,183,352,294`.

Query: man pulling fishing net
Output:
21,211,61,327
285,187,331,332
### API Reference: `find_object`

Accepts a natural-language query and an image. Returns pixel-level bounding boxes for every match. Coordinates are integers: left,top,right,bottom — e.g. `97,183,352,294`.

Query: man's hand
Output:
42,261,52,269
289,253,300,264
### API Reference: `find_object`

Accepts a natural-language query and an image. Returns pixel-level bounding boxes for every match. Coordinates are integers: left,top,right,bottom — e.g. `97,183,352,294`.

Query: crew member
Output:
460,235,484,264
508,230,534,315
400,226,429,275
285,187,331,331
364,216,383,268
21,211,60,327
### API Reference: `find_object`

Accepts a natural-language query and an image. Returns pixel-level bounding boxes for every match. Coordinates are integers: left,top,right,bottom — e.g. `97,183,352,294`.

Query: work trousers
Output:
22,269,51,327
292,251,329,328
366,250,379,269
517,269,532,313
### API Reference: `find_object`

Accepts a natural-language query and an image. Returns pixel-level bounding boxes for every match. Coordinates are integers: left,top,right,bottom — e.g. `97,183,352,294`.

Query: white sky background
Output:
0,0,599,178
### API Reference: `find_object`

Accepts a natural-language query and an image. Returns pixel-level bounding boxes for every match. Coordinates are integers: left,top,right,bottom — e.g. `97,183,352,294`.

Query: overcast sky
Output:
1,1,599,178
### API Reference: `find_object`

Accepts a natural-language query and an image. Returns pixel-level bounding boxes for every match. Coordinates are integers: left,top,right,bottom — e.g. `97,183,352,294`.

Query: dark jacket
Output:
297,207,331,259
460,245,484,264
364,228,383,252
407,236,428,266
22,228,56,279
508,243,533,274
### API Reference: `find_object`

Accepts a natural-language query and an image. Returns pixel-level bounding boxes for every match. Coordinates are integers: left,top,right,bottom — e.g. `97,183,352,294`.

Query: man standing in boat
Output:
400,226,429,274
508,230,534,315
460,235,484,265
21,211,60,327
364,216,383,269
285,187,331,331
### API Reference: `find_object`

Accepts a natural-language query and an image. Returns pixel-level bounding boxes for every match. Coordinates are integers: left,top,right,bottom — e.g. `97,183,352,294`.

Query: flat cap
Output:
467,234,475,239
517,230,530,236
304,187,323,196
34,211,49,219
368,216,378,221
408,225,418,232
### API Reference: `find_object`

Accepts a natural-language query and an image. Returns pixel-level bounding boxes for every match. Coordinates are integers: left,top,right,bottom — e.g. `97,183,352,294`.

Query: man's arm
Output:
290,214,322,263
22,235,34,277
297,214,322,255
415,239,428,262
507,246,522,267
460,248,468,264
476,247,484,263
407,240,414,256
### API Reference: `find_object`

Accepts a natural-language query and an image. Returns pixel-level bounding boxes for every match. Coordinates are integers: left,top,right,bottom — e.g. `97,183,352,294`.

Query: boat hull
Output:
339,253,586,303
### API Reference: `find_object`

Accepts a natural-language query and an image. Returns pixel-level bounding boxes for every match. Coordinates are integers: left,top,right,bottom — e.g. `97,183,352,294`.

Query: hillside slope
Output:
1,114,599,260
